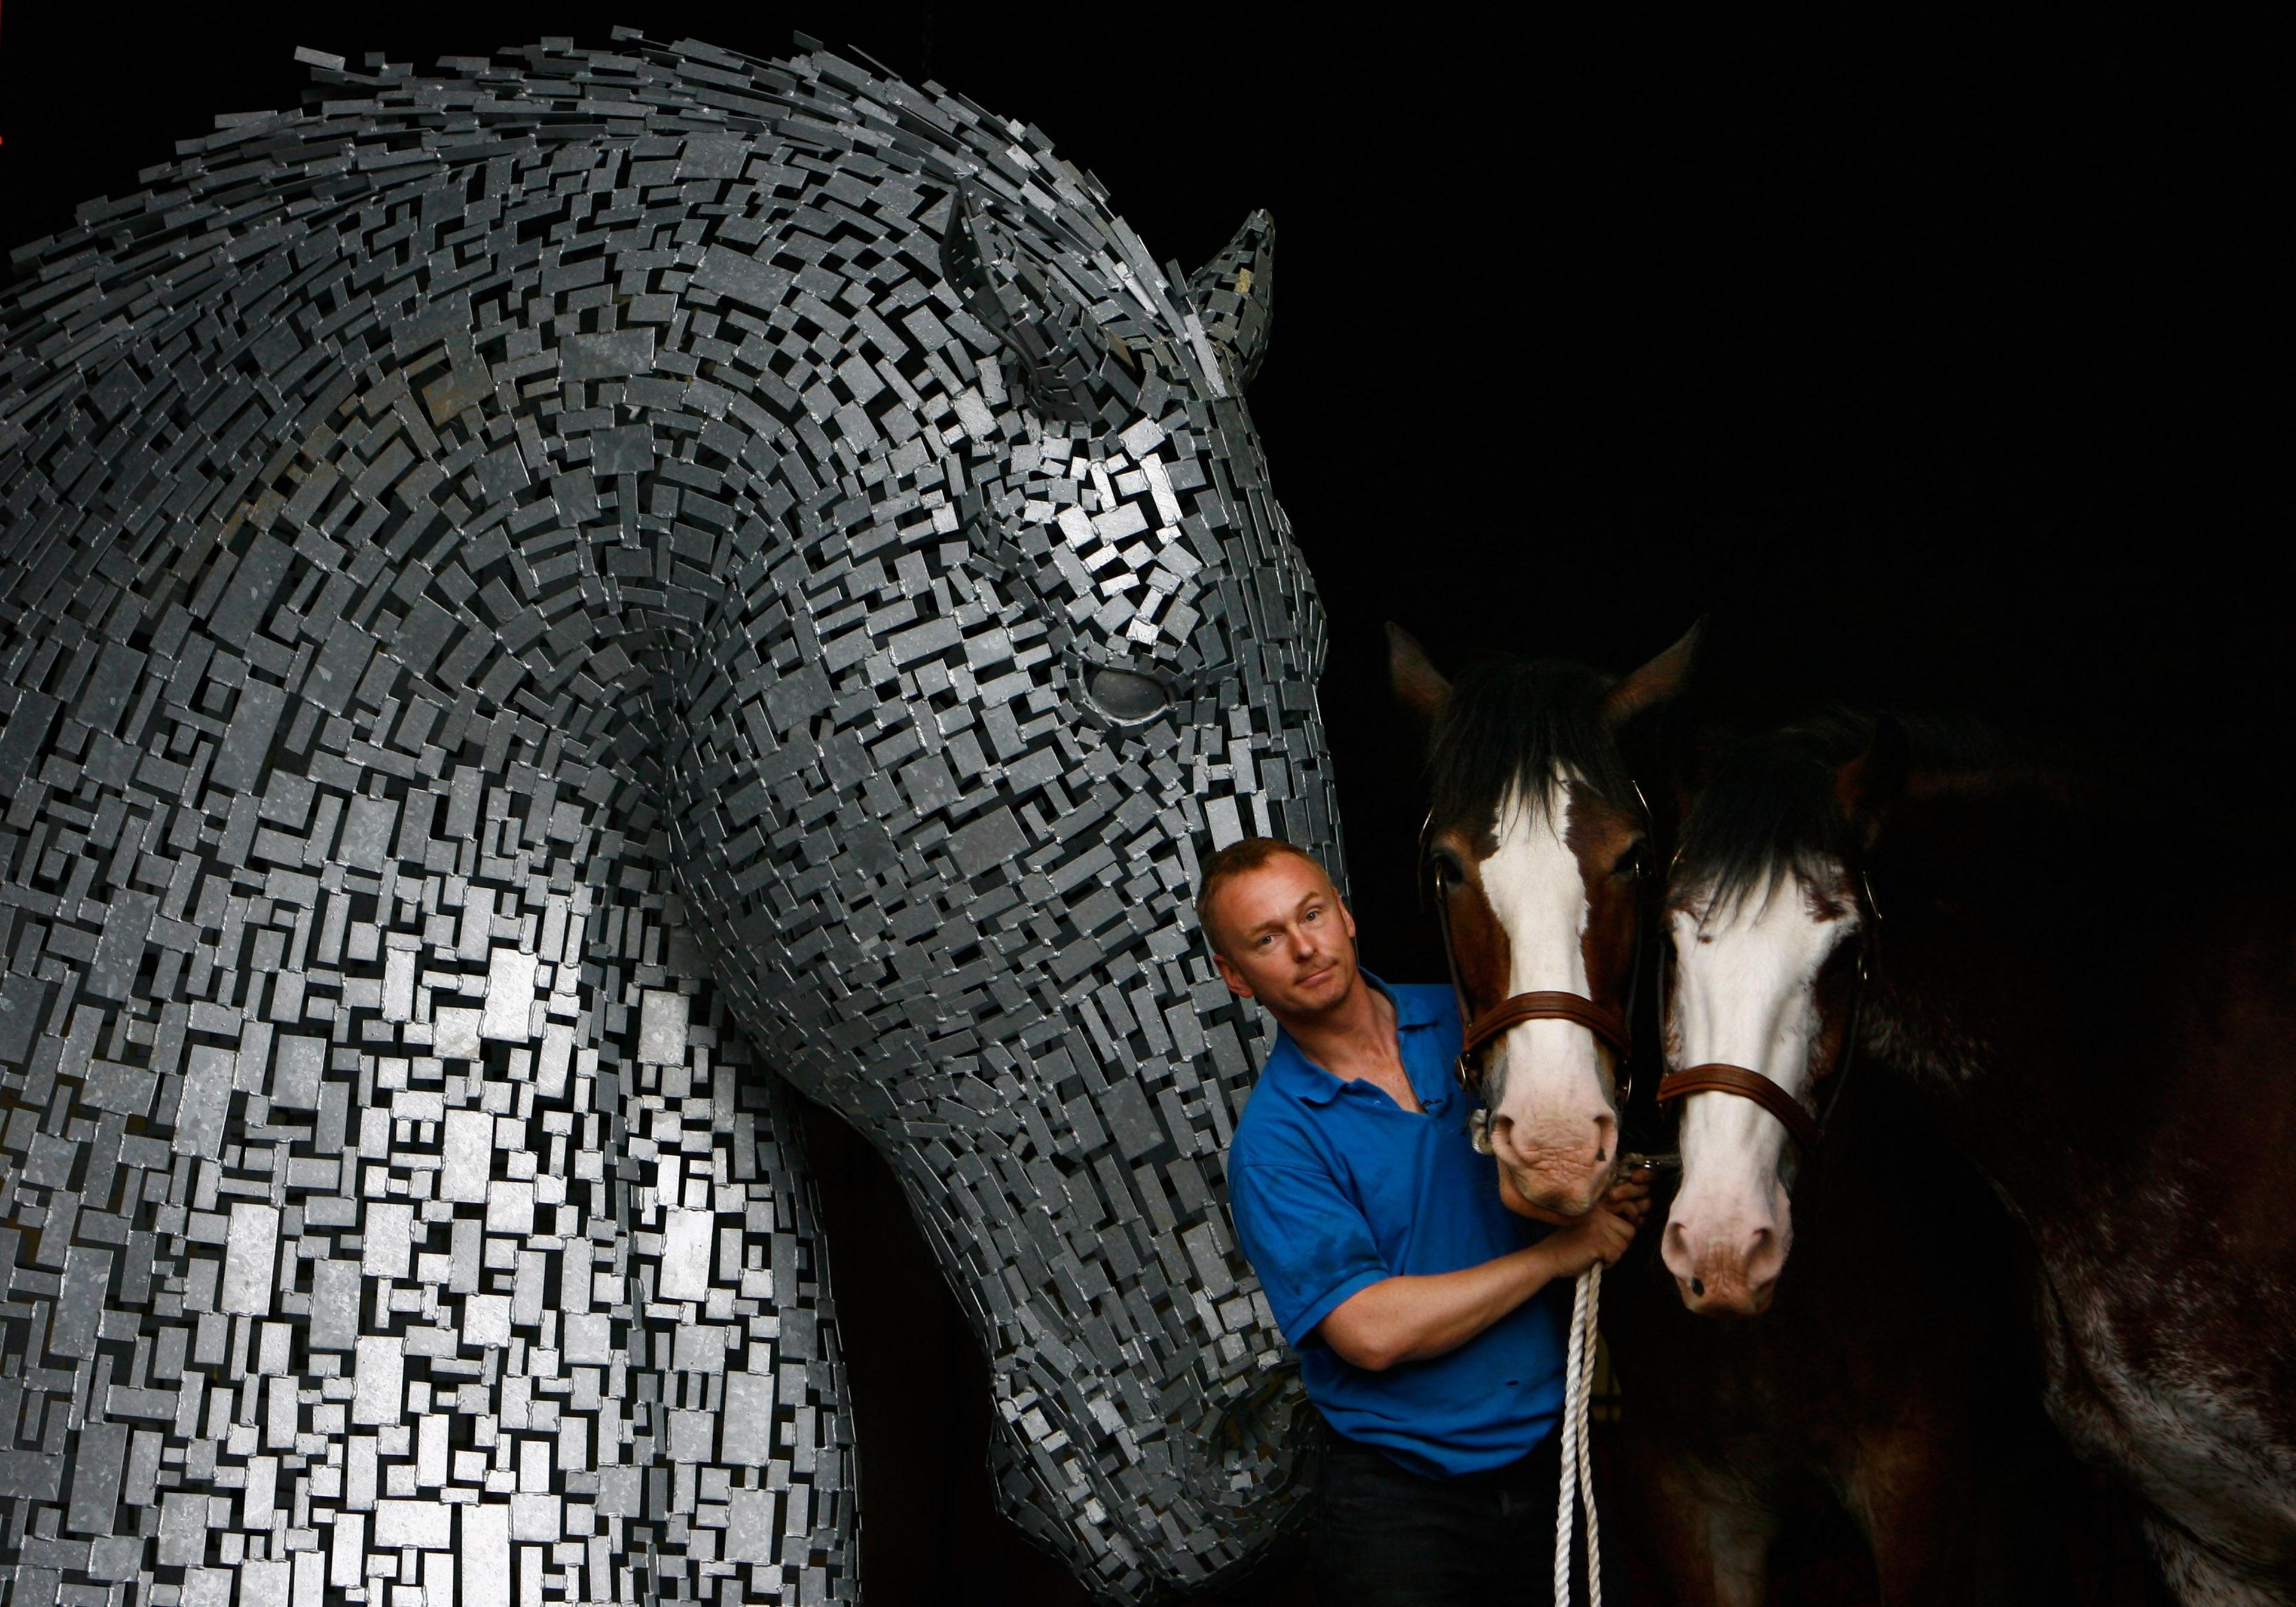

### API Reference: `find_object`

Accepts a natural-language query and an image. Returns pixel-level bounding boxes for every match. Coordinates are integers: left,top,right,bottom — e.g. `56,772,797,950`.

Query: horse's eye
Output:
1613,843,1647,879
1084,665,1170,722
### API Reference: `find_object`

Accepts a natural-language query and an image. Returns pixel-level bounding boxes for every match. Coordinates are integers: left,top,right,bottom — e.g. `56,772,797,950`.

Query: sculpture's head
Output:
655,52,1335,1596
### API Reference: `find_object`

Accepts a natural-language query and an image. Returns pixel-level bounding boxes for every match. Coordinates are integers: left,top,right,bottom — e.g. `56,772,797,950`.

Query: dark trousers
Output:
1310,1423,1570,1607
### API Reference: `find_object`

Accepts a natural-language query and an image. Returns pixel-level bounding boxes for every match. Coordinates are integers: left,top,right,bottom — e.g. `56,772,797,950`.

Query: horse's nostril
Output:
1690,1277,1706,1297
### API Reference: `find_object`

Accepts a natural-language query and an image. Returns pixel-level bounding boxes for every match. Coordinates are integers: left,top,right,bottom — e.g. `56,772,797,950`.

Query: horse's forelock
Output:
1675,717,1866,920
1425,658,1634,845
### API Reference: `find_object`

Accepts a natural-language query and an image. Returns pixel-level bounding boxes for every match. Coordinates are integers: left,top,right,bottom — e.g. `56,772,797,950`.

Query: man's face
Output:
1208,854,1360,1018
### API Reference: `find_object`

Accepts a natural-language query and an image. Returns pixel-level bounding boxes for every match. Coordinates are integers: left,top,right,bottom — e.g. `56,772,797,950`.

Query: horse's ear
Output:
1187,210,1275,389
1669,726,1722,831
1834,715,1910,847
1387,622,1450,724
1602,619,1703,728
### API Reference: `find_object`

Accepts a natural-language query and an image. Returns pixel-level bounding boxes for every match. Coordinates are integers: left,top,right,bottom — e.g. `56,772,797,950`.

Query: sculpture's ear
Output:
1602,619,1703,728
941,183,1024,320
1387,622,1451,726
941,185,1095,422
1186,210,1275,389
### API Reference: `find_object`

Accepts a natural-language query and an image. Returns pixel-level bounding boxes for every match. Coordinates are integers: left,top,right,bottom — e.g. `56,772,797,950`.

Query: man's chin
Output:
1281,963,1348,1012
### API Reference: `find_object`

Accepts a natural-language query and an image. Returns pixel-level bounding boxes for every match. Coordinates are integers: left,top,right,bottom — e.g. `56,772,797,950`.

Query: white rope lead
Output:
1553,1262,1604,1607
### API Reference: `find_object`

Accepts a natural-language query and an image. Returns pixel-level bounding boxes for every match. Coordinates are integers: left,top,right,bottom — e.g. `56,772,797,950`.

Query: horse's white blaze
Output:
1478,781,1613,1177
1665,871,1858,1295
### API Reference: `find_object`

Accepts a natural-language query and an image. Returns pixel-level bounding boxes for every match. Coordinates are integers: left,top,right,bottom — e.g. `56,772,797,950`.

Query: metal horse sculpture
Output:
0,33,1337,1604
1661,714,2295,1604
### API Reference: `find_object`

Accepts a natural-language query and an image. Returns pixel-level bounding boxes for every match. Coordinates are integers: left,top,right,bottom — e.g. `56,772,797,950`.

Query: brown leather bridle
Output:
1654,1058,1827,1154
1653,871,1879,1156
1455,988,1632,1090
1423,793,1647,1114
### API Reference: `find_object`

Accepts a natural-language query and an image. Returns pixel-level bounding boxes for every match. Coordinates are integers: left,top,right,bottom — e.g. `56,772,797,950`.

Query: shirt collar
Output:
1267,969,1446,1108
1381,970,1449,1034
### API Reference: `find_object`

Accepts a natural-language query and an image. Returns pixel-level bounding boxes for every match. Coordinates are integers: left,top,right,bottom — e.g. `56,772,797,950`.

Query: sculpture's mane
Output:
0,32,1143,445
0,32,1208,666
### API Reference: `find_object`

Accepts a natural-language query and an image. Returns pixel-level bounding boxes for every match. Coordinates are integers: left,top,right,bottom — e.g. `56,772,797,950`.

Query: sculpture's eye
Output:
1085,666,1170,723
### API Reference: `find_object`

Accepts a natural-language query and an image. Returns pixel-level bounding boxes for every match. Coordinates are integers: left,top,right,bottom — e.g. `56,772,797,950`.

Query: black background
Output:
3,8,2267,1600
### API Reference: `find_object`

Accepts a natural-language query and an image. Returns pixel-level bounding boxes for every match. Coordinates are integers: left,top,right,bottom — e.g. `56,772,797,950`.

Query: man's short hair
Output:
1195,836,1326,954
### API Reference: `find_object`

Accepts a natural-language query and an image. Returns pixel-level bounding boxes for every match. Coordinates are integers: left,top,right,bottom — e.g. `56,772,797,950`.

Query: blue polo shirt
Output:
1227,974,1567,1476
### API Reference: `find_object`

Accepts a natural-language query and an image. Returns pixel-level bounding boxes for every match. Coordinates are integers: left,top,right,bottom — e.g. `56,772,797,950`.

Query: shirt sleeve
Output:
1228,1159,1391,1348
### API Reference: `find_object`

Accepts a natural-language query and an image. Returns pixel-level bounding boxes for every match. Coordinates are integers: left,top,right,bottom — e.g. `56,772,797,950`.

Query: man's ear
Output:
1602,619,1703,728
1387,622,1450,726
1213,949,1254,1001
1834,714,1910,849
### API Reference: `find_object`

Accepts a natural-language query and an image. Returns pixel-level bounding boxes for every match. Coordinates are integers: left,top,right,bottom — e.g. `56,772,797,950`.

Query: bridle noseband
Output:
1458,990,1632,1076
1653,871,1879,1156
1652,1059,1827,1154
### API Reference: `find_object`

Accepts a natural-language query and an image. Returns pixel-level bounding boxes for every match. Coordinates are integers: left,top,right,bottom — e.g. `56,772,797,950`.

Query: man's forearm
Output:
1316,1242,1561,1372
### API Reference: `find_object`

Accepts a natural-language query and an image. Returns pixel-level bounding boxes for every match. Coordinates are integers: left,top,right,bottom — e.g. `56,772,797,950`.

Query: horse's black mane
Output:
1677,708,2046,909
1675,710,1871,911
1426,658,1638,834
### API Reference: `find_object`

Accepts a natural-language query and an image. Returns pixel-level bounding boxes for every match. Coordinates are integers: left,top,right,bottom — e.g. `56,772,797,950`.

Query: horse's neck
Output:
1803,1062,2016,1276
1886,891,2294,1268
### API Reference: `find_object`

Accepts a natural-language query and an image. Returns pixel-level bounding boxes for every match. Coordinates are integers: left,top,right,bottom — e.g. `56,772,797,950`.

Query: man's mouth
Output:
1297,963,1337,988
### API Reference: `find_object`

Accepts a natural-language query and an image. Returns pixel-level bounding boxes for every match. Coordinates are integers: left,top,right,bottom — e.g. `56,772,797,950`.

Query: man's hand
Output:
1316,1171,1656,1372
1535,1172,1652,1279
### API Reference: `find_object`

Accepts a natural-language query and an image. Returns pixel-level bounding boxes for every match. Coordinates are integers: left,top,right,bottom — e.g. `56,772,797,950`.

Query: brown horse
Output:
1390,636,2083,1604
1611,1032,2083,1605
1661,712,2295,1604
1386,624,1692,1223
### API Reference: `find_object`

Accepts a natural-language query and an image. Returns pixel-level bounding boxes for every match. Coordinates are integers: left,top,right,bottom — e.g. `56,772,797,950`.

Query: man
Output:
1207,836,1647,1605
